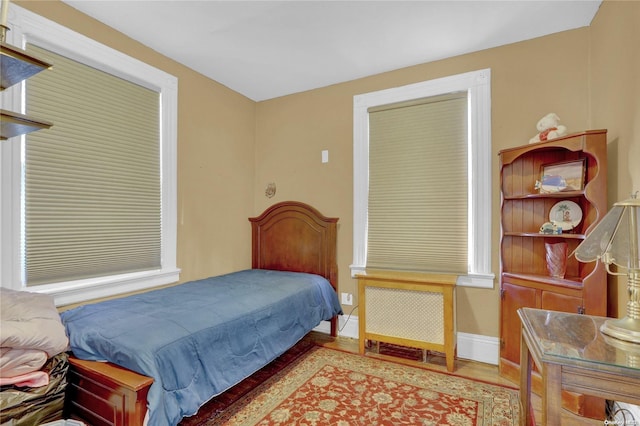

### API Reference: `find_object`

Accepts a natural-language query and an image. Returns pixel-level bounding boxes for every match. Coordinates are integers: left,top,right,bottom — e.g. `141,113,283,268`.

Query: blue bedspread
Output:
61,269,342,426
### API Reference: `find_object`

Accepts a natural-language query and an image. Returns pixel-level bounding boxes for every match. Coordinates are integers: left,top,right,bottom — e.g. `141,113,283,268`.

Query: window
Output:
367,93,468,273
352,69,494,288
0,5,179,305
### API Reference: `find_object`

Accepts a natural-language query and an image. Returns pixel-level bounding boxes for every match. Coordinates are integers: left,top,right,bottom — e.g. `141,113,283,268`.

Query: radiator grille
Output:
365,286,444,344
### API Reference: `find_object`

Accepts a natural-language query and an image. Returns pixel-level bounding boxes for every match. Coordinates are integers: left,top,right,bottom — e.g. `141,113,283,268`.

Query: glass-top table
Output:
518,307,640,425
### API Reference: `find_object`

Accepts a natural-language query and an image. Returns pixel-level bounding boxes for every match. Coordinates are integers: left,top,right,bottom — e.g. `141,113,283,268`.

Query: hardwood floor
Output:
307,331,604,426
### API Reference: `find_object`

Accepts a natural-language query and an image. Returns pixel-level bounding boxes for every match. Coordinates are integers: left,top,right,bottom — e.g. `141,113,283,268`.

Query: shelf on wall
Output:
1,109,53,140
1,41,53,140
1,41,52,91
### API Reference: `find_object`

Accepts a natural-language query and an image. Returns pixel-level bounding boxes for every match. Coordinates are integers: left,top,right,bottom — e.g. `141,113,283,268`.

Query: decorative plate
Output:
549,200,582,231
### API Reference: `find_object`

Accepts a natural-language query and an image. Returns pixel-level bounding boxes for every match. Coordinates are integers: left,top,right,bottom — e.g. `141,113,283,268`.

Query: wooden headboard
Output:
249,201,338,291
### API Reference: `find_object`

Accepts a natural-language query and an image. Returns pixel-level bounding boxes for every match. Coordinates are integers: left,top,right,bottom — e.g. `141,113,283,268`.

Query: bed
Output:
60,201,342,426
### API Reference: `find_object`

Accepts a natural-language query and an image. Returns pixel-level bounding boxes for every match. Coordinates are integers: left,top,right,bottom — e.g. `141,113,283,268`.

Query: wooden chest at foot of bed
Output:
65,356,153,426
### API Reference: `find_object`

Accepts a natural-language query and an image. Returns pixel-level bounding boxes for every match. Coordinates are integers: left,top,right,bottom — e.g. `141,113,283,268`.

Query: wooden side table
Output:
356,269,457,372
518,307,640,425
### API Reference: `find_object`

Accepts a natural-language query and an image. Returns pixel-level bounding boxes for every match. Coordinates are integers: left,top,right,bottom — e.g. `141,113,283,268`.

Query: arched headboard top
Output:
249,201,338,290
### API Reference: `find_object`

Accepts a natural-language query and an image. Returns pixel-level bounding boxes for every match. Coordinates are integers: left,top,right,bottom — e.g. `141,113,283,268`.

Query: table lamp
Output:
574,193,640,343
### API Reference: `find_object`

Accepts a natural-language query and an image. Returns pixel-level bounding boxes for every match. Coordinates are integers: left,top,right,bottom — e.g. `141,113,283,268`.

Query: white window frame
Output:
352,69,494,288
0,4,180,305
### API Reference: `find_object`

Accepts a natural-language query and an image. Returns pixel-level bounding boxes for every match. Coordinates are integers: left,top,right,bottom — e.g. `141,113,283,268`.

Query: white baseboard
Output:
314,315,499,366
456,331,499,365
313,313,360,337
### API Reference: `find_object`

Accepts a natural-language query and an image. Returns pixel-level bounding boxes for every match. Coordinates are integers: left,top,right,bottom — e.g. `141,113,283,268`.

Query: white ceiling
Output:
62,0,603,101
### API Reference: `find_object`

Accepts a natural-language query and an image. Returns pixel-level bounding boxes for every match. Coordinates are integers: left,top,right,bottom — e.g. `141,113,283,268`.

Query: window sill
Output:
456,273,495,289
350,265,494,289
29,268,181,307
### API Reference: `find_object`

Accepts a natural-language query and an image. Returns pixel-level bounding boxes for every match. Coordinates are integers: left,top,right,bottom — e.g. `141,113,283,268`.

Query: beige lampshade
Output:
575,195,640,343
574,197,640,270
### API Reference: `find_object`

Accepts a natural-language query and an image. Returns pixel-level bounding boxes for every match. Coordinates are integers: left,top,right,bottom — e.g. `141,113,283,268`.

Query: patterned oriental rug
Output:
181,343,519,425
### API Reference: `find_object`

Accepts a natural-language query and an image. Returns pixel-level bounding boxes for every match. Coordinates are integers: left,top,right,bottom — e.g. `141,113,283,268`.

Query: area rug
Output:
179,338,316,426
209,346,519,425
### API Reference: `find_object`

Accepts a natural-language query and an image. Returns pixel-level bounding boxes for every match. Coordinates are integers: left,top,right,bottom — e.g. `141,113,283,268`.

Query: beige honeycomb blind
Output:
367,92,468,273
23,44,161,286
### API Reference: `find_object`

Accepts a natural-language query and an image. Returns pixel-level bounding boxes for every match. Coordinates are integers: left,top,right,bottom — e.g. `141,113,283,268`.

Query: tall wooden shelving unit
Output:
498,129,608,418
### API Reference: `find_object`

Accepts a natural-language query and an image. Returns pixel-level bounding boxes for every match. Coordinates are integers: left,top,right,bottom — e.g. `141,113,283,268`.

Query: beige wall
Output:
255,28,592,336
255,0,639,336
17,1,638,336
589,0,640,317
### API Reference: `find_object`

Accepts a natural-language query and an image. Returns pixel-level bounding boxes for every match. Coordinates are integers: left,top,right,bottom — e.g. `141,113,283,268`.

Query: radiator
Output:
356,269,457,372
365,286,446,344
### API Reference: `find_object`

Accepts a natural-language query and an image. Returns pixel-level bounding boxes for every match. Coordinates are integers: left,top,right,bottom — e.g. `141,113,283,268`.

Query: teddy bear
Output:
529,113,568,143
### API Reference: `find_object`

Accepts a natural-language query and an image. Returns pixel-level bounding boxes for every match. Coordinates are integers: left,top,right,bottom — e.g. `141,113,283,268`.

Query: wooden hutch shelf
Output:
498,129,608,419
503,231,585,239
503,190,585,200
